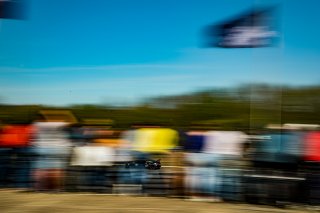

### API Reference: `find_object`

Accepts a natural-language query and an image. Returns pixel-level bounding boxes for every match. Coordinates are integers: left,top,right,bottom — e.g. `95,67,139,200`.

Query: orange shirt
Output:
0,125,34,147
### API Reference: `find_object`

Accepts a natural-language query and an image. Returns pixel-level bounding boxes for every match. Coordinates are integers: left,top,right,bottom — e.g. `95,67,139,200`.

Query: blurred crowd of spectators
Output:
0,119,320,206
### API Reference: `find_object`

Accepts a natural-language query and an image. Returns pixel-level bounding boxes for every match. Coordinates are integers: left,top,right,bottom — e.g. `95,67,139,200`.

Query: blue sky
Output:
0,0,319,106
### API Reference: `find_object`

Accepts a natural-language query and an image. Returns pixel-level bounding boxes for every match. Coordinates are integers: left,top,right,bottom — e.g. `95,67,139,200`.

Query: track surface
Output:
0,190,317,213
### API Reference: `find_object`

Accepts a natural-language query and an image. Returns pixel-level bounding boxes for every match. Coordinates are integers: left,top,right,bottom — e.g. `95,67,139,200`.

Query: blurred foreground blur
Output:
0,190,316,213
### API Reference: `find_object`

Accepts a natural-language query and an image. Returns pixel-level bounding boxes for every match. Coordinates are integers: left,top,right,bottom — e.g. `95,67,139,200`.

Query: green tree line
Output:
0,84,319,131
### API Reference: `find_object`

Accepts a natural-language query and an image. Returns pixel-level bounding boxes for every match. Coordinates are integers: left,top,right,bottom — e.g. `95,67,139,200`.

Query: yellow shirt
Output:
132,128,178,153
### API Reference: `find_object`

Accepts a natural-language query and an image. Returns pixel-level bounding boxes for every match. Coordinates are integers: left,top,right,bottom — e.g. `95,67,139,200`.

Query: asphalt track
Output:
0,190,317,213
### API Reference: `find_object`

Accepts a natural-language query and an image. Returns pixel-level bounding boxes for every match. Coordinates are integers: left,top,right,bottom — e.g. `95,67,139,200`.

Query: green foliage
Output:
0,84,319,130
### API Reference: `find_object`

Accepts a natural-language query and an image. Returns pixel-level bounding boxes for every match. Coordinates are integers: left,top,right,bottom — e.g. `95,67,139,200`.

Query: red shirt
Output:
304,131,320,162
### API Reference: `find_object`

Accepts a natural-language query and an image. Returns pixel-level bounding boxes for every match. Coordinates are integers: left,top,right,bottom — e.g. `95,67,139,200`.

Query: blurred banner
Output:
204,7,278,48
0,0,28,19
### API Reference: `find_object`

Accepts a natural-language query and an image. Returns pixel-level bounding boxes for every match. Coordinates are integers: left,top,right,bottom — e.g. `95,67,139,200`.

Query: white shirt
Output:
203,131,247,156
70,145,115,166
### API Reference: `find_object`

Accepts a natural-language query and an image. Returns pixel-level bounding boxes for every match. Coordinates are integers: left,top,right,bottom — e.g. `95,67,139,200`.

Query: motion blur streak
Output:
0,0,320,212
